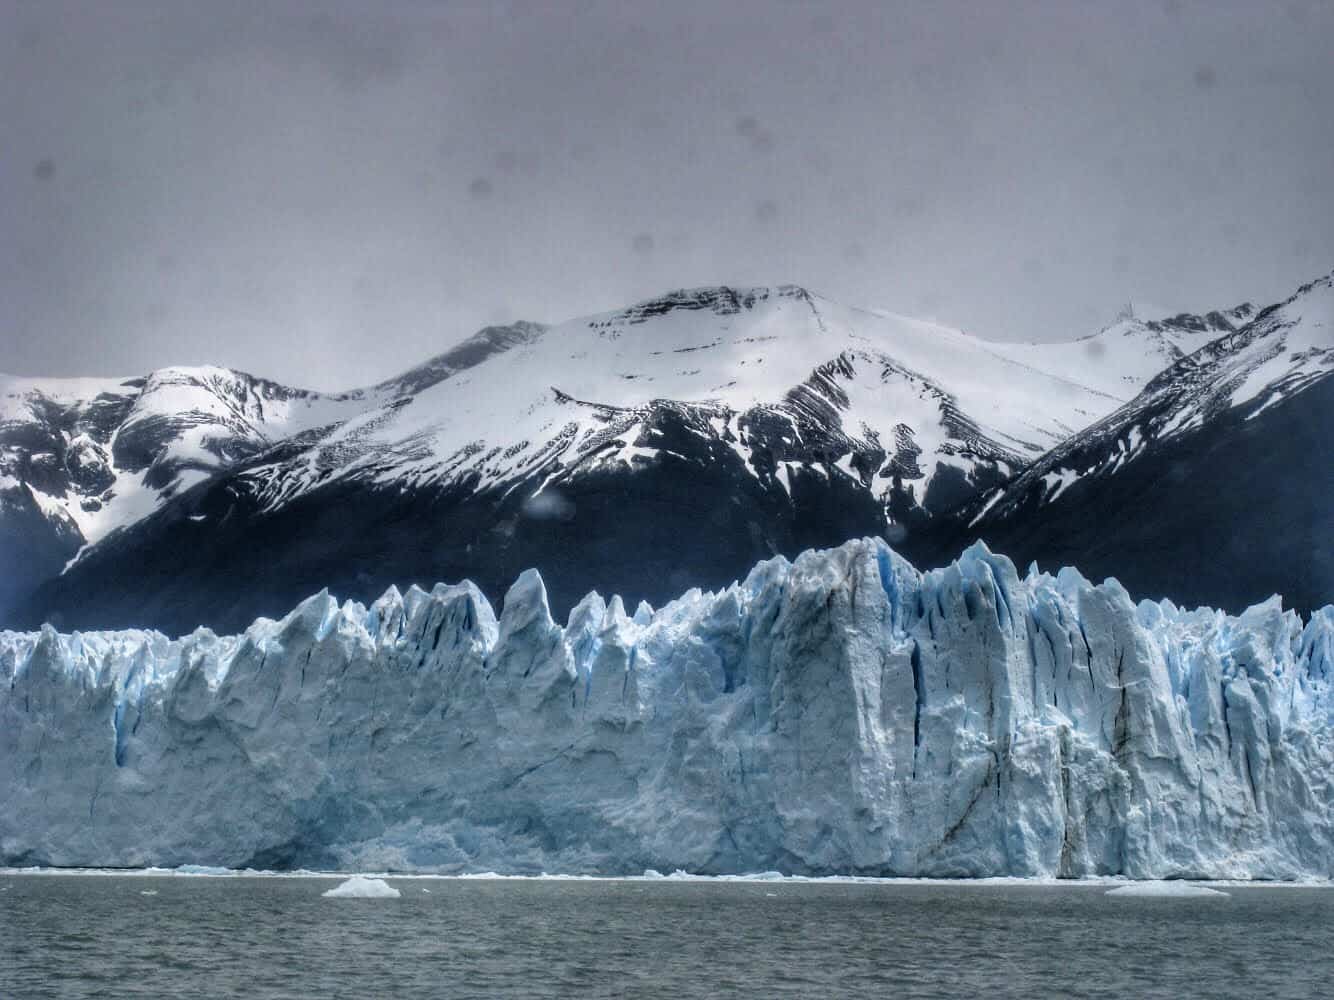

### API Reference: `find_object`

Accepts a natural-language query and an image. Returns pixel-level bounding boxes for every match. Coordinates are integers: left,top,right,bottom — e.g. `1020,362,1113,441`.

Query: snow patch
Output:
1040,468,1079,502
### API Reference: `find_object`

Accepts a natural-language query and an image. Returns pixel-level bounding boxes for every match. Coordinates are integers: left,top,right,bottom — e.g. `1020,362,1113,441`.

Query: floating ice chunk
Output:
1105,882,1229,898
322,876,401,899
140,890,158,896
175,865,230,876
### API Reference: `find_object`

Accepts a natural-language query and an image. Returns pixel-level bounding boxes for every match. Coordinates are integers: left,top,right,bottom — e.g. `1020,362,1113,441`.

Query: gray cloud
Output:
2,0,1333,390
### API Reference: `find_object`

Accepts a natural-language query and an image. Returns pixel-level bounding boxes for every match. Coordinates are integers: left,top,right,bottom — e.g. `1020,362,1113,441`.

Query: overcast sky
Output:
3,0,1332,391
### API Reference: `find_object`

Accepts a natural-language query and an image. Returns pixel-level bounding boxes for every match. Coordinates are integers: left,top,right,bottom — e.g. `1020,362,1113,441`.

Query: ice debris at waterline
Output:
1105,882,1229,898
322,876,400,899
3,538,1333,879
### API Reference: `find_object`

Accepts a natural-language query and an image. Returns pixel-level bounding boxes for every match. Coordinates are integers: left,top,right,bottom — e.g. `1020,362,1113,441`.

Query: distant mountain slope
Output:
939,272,1334,613
983,302,1254,401
2,280,1268,633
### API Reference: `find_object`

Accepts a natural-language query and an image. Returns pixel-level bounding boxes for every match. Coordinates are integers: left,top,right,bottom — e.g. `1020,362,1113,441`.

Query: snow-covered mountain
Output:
985,301,1255,400
952,272,1334,614
0,321,549,564
4,537,1333,877
0,366,364,622
0,324,543,623
0,280,1300,634
2,368,347,548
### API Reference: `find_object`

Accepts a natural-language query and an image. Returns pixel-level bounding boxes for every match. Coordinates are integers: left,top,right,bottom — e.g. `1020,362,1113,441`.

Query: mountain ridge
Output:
939,272,1334,614
4,273,1328,633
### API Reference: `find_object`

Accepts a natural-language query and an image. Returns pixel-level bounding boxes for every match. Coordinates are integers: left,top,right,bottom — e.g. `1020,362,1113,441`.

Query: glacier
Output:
2,538,1332,879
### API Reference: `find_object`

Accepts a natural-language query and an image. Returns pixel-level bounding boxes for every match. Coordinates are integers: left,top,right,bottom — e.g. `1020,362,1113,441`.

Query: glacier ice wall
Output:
3,538,1333,878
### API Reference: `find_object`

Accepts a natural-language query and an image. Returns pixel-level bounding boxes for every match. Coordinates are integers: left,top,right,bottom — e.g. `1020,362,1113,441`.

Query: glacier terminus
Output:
3,538,1332,879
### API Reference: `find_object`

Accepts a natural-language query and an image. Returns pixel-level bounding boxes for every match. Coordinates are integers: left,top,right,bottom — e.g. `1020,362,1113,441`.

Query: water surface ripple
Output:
2,876,1330,999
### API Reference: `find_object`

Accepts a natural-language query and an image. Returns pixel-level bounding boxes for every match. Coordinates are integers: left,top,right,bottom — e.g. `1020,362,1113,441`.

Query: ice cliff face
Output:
3,538,1332,878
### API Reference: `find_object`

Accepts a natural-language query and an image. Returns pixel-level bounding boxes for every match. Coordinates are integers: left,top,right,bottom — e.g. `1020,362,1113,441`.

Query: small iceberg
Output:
322,876,401,899
1105,882,1229,898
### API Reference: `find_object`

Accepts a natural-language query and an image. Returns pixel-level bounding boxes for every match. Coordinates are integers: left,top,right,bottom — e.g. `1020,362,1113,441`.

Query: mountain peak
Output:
603,285,814,328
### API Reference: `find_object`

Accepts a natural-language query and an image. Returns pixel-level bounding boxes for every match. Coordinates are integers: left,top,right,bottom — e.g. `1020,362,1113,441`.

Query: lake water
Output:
2,875,1330,998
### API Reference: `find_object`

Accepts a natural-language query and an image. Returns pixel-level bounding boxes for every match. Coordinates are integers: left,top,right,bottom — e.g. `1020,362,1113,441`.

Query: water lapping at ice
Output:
3,539,1332,878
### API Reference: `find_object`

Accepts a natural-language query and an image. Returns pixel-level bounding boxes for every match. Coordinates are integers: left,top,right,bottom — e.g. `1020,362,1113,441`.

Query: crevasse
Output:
3,538,1332,878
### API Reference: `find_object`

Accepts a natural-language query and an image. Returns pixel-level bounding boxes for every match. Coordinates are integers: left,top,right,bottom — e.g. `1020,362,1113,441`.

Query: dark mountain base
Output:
0,491,81,626
18,451,888,637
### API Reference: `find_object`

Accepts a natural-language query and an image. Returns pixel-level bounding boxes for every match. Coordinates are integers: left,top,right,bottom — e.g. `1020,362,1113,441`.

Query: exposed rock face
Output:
4,538,1331,878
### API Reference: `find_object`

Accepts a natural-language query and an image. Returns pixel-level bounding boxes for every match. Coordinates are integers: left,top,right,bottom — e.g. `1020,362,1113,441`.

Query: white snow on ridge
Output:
60,470,161,549
120,366,366,448
1224,288,1333,414
0,280,1305,564
286,287,1142,508
1147,278,1332,434
1,363,382,564
975,274,1334,520
986,318,1227,402
0,372,138,422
